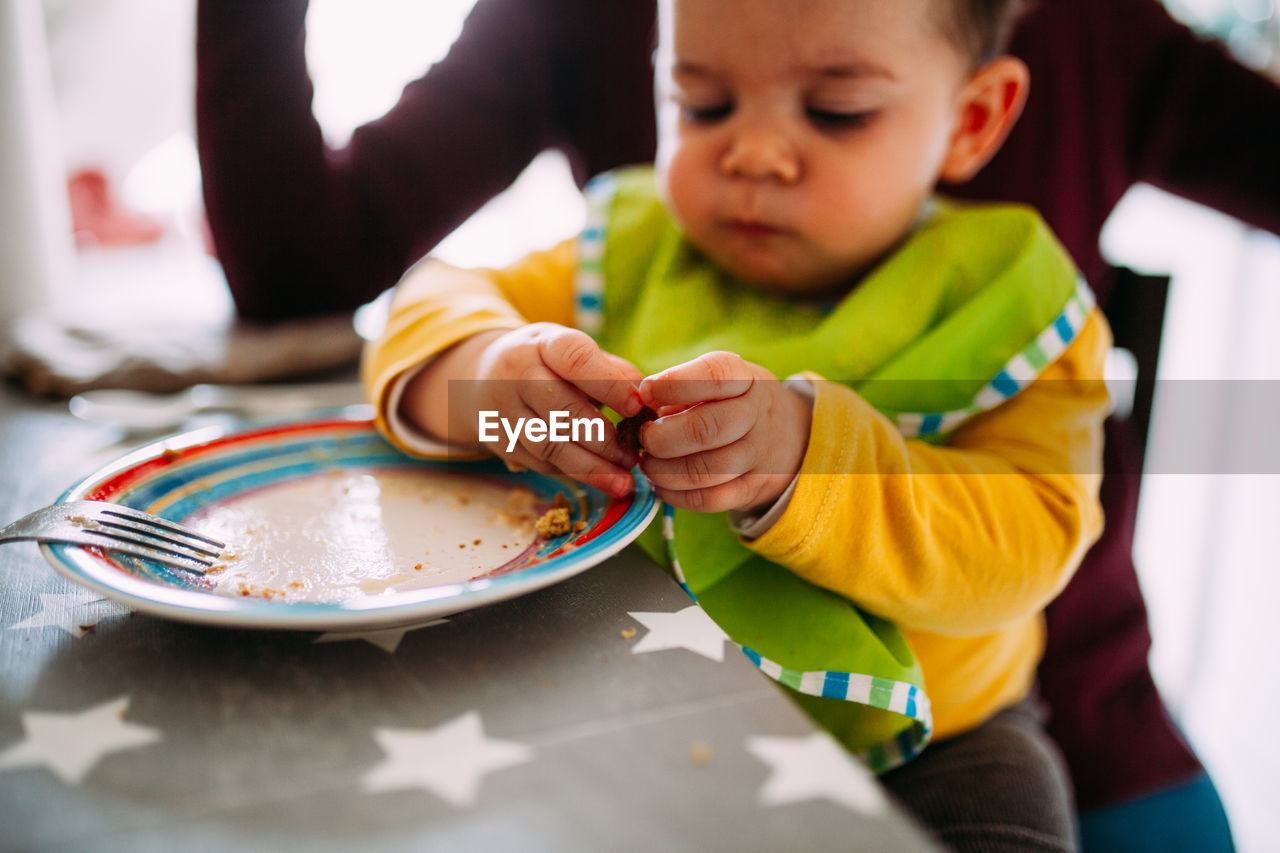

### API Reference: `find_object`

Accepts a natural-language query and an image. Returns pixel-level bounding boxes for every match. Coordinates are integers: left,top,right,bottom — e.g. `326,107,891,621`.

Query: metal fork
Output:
0,501,225,573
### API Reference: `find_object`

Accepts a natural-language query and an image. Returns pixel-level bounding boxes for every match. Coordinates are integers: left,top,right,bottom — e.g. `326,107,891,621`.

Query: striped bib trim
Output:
661,506,933,774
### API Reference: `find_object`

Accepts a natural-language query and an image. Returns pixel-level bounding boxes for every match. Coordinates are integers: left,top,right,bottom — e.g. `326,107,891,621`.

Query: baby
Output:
364,0,1109,847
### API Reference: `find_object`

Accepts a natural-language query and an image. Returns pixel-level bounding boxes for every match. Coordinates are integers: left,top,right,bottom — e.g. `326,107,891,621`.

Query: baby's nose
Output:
720,129,800,183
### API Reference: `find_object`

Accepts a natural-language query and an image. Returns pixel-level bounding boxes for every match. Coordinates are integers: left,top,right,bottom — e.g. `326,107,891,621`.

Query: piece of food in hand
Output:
616,406,657,456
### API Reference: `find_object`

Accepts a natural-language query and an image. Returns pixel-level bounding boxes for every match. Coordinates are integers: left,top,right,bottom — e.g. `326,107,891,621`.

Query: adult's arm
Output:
1120,1,1280,234
196,0,656,322
950,0,1280,286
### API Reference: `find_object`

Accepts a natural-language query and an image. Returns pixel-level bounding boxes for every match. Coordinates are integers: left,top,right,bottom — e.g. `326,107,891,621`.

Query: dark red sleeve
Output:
1124,10,1280,236
948,0,1280,290
196,0,655,322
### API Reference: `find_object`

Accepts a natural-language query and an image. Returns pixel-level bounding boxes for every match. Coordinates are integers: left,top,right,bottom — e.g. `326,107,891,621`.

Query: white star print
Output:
0,696,162,786
313,618,447,654
362,711,532,807
627,604,731,662
312,617,448,650
747,732,887,815
8,590,131,638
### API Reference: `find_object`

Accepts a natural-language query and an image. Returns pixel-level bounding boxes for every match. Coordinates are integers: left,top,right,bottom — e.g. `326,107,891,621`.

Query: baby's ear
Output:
939,56,1030,183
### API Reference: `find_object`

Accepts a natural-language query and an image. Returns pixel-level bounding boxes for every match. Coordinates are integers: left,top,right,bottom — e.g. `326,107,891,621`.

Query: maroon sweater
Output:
197,0,1280,808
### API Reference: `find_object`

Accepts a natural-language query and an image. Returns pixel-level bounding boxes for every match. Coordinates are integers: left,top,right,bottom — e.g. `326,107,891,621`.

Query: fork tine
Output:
60,501,224,573
94,519,221,559
95,513,224,556
76,528,215,573
1,501,228,573
97,506,225,549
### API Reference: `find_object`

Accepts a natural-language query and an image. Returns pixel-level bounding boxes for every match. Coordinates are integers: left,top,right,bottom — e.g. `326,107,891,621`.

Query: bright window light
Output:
306,0,480,147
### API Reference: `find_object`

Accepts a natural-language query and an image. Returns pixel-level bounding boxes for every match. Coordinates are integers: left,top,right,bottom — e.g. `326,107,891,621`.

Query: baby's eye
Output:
806,108,876,130
683,102,734,124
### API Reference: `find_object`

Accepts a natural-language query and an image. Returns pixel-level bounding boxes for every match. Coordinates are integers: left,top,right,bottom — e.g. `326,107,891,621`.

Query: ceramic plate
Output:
42,409,658,630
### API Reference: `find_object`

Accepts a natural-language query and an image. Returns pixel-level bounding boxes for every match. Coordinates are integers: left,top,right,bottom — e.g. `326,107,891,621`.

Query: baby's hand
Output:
636,351,812,514
465,323,644,497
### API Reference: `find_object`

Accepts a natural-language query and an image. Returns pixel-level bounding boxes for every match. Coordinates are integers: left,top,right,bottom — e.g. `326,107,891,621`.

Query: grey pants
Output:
881,696,1077,852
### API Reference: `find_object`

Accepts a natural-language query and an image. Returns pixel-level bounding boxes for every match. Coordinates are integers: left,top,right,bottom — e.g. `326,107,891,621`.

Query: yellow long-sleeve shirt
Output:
363,239,1110,738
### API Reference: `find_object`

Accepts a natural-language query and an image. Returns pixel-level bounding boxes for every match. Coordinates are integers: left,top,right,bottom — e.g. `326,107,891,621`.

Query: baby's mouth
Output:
724,218,786,239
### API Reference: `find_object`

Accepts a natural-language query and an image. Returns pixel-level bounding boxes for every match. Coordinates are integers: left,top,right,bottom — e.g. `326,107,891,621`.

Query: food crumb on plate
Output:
235,582,284,599
620,627,637,639
495,487,539,526
536,507,571,539
193,469,574,603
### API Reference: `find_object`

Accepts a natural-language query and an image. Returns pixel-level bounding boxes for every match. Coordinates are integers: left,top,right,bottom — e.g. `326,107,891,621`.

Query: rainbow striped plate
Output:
41,410,658,630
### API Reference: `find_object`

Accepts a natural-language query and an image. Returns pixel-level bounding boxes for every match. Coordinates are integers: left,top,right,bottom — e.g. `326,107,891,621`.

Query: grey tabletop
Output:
0,383,935,852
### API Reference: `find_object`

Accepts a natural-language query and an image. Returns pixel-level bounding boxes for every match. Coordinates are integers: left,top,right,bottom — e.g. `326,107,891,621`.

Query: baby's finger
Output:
538,329,644,417
523,432,636,498
650,478,755,515
639,350,754,410
640,396,754,459
476,401,558,471
501,447,559,478
479,399,632,496
489,382,629,495
640,441,754,492
515,375,639,469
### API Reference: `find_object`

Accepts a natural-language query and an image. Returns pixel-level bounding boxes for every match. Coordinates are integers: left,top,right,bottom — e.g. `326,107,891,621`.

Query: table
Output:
0,383,936,851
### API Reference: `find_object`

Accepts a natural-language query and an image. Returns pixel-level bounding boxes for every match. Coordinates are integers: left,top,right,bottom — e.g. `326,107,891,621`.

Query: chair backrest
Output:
1100,265,1170,477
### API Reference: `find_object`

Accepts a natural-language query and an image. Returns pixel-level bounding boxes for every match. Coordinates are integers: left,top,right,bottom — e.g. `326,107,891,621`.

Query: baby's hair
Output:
941,0,1030,66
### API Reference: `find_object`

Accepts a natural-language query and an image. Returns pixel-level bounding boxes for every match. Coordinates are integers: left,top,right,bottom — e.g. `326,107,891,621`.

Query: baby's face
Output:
656,0,972,295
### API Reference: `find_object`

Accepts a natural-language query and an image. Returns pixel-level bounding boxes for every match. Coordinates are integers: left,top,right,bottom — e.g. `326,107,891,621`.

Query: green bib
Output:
576,167,1093,771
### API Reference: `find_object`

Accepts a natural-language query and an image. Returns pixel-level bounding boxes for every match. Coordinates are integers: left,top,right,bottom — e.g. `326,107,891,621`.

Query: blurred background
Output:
3,0,1278,848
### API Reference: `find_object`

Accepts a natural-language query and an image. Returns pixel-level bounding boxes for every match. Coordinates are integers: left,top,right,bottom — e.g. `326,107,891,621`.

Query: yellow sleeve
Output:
360,240,578,447
748,309,1111,636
